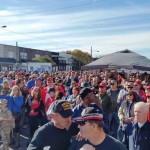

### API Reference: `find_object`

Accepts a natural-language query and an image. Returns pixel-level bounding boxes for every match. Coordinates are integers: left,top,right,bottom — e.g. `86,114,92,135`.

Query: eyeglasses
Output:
126,93,133,96
77,121,86,126
127,86,133,89
110,83,114,85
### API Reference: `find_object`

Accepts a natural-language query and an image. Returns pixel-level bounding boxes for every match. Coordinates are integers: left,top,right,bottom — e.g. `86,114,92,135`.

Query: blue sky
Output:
0,0,150,58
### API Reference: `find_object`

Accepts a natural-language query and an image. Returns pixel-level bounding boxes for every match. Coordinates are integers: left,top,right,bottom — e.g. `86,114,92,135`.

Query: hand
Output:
75,132,86,141
32,100,36,104
80,144,95,150
123,117,132,124
30,110,34,113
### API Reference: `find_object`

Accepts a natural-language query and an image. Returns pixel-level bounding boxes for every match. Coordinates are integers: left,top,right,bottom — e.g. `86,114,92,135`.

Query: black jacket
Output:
123,121,150,150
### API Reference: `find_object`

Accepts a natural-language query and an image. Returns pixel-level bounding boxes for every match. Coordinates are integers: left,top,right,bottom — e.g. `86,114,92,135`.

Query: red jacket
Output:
138,90,146,102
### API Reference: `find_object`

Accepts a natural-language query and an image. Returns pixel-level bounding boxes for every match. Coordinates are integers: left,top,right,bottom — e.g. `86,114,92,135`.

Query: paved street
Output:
1,126,30,150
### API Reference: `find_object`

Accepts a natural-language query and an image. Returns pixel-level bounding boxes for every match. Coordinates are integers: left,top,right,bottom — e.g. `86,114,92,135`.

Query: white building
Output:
59,52,73,71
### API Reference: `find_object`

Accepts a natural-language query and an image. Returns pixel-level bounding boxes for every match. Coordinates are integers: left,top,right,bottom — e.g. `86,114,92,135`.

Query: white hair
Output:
134,102,149,113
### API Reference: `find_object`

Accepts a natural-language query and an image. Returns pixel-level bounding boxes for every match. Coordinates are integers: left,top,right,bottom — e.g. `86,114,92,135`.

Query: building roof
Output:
83,49,150,71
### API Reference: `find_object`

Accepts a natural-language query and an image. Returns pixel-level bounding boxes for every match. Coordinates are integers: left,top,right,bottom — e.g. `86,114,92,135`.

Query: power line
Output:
0,0,100,17
1,28,88,50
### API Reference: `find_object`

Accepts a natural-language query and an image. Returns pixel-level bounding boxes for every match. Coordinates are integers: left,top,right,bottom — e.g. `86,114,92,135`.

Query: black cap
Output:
47,88,55,93
79,88,92,99
51,100,73,118
80,82,90,88
35,77,42,82
73,107,103,122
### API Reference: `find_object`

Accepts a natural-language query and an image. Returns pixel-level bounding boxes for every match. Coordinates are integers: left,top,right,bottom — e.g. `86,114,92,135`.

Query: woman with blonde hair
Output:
7,85,23,148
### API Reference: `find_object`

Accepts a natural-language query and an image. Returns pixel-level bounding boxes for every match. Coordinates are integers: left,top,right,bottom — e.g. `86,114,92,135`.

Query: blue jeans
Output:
109,112,119,138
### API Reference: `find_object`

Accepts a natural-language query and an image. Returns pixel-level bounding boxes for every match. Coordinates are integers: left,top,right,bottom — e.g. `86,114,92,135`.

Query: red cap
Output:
146,93,150,97
99,82,106,88
17,72,22,76
134,79,141,85
46,77,53,82
146,86,150,90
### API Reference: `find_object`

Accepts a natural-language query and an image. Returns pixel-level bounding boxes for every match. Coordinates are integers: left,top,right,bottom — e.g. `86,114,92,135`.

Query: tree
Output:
66,49,91,70
32,56,56,65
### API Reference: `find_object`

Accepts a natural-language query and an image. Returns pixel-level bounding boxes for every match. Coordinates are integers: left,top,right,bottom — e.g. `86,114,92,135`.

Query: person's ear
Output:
51,112,57,119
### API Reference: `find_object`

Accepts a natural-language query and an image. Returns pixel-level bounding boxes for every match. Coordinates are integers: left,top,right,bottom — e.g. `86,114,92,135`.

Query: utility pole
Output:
16,42,19,62
91,46,92,62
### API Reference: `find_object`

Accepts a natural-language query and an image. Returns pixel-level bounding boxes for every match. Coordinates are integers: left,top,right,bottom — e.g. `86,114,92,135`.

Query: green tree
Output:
66,49,91,70
67,49,90,64
32,56,56,65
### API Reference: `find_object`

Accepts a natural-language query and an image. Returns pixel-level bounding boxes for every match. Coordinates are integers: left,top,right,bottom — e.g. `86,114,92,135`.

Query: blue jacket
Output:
6,95,23,113
123,121,150,150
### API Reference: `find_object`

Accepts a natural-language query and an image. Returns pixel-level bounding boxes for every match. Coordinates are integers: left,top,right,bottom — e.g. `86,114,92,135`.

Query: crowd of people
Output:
0,69,149,150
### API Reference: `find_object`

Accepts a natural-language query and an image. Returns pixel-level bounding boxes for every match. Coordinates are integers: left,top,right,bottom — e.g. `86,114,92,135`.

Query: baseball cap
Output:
46,77,53,82
17,72,23,76
134,79,141,85
47,100,73,118
80,82,90,88
99,82,106,88
79,88,92,99
110,79,117,84
127,82,134,87
73,107,103,122
35,77,42,82
30,74,38,78
146,93,150,97
146,86,150,90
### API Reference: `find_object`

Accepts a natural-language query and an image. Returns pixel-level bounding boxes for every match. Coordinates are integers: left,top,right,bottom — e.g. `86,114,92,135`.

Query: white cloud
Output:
0,2,150,58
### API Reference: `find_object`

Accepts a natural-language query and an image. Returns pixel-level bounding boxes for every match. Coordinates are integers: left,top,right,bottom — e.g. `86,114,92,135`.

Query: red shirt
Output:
29,98,39,116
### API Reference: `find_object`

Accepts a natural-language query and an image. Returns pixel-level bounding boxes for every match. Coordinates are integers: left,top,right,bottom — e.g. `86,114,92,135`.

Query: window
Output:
20,52,27,59
8,51,15,58
35,54,40,58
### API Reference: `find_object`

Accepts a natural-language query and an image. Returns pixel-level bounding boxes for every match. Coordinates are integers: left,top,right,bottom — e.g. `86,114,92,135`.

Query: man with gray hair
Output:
123,102,150,150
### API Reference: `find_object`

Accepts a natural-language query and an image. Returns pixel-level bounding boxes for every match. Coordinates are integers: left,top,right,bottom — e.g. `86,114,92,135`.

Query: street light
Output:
1,25,19,62
1,25,7,28
90,46,99,62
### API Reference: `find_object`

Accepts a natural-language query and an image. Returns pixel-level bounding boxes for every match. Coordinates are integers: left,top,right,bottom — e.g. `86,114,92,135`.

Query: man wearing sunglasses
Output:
27,100,79,150
69,107,126,150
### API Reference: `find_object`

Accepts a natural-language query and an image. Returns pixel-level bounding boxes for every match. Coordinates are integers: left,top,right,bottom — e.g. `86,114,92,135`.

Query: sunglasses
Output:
126,93,133,96
110,83,114,85
77,121,86,126
127,86,133,89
